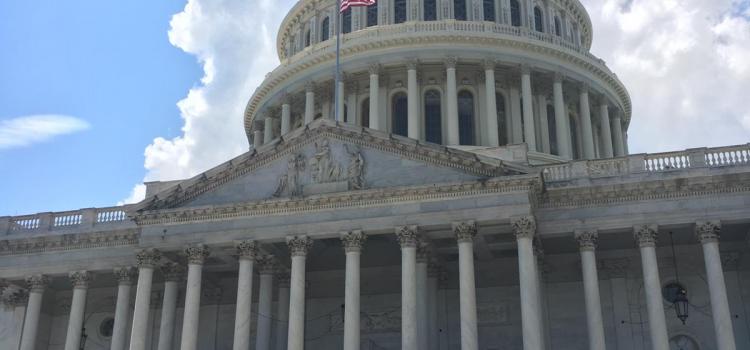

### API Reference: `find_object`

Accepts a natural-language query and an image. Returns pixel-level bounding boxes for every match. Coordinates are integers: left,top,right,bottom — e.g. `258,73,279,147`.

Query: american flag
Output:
340,0,376,13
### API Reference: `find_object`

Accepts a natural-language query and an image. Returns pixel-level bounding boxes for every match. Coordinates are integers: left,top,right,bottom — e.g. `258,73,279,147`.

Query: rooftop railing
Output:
1,206,133,236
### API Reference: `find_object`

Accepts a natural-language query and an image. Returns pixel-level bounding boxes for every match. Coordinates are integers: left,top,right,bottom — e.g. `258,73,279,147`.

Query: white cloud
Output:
118,183,147,206
0,114,90,150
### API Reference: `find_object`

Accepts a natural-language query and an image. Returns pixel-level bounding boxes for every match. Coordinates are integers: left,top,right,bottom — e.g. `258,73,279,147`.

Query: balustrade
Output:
2,206,132,235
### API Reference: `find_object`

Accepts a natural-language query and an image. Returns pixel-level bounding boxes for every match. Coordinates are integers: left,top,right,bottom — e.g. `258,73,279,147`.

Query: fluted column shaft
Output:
256,256,275,350
512,217,542,350
598,105,614,158
130,249,160,350
427,266,440,350
397,226,419,349
233,242,257,350
275,276,291,350
264,118,274,144
575,231,606,350
553,77,571,158
484,64,500,146
455,222,479,350
521,69,537,151
579,88,595,159
20,275,48,350
305,84,315,125
696,222,737,350
611,115,625,157
342,231,366,350
416,249,429,350
287,236,312,350
407,64,420,140
112,268,135,350
63,271,91,350
180,245,210,350
157,264,181,350
634,226,669,350
369,66,380,131
446,59,460,145
510,88,523,144
281,103,291,135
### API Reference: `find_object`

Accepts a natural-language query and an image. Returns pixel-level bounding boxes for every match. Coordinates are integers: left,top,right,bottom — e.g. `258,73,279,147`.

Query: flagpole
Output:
334,0,342,123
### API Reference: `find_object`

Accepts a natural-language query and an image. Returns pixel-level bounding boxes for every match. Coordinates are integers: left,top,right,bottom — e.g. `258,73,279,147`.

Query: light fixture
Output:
669,231,689,324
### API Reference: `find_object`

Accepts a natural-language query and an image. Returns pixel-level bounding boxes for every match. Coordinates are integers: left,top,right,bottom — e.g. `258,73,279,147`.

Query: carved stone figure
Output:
345,145,365,190
274,153,305,197
311,140,343,183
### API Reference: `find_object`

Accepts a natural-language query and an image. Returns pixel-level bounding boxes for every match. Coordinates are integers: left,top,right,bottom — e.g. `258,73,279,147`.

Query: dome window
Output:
458,90,476,145
534,7,544,32
395,0,407,24
454,0,467,21
483,0,496,22
424,0,437,21
321,17,330,41
366,3,378,27
510,0,522,27
342,8,352,34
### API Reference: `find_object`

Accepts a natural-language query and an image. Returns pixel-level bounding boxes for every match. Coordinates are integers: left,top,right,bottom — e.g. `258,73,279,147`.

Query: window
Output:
458,91,475,145
554,16,562,36
547,105,558,155
342,8,352,34
424,90,442,144
483,0,496,22
321,17,330,41
367,4,378,27
510,0,521,27
395,0,407,24
361,98,370,128
454,0,467,21
304,29,311,47
570,115,579,159
392,93,408,136
343,104,348,123
534,7,544,32
496,93,507,145
424,0,437,21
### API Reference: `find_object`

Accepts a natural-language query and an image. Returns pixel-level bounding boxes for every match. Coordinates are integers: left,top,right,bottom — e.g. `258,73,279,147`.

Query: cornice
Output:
0,229,140,256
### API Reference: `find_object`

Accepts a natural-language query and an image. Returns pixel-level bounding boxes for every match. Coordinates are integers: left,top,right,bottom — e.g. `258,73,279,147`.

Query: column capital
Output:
184,244,210,265
286,235,313,257
443,56,458,69
368,62,381,75
69,270,92,289
633,225,658,247
160,262,184,282
340,230,367,253
520,64,531,75
395,225,420,248
579,82,590,94
482,58,497,71
511,216,536,239
305,81,316,93
135,248,162,269
696,221,721,244
574,230,598,251
553,72,565,84
114,267,136,285
406,58,419,70
257,255,277,275
1,284,28,307
235,240,258,260
26,274,49,293
453,221,477,243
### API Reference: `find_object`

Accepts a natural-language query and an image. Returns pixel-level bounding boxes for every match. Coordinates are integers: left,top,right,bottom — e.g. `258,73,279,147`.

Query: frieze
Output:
0,229,139,256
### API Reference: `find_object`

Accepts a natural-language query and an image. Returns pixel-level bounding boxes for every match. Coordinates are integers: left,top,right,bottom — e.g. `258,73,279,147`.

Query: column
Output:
305,81,315,124
445,57,460,145
537,94,551,153
416,244,429,350
455,221,479,350
286,235,313,350
337,79,345,122
603,259,635,350
510,87,523,144
111,268,135,350
346,81,358,125
256,255,276,350
281,102,291,135
427,264,440,350
575,231,606,350
484,60,500,147
253,128,263,149
19,275,48,350
157,263,183,350
396,225,419,350
553,74,571,158
341,231,367,350
407,59,420,140
521,67,537,151
180,244,210,350
579,86,595,159
1,285,29,349
611,113,625,157
534,245,551,350
633,225,670,350
233,241,257,350
598,104,614,158
129,249,161,350
511,216,542,350
264,118,274,144
275,273,291,350
368,64,381,131
696,221,737,350
64,271,91,350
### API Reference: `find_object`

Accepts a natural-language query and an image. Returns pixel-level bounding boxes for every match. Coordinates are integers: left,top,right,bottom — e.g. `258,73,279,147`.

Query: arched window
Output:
534,7,544,32
547,105,558,155
367,4,378,27
510,0,521,27
361,98,370,128
454,0,467,21
483,0,496,22
554,16,562,36
342,8,352,34
392,93,408,136
458,90,475,145
424,0,437,21
424,90,442,144
395,0,407,24
496,93,507,145
570,115,580,159
304,29,311,47
343,104,349,123
321,17,330,41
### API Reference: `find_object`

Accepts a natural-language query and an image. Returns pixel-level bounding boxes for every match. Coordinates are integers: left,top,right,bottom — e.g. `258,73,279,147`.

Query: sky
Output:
0,0,748,216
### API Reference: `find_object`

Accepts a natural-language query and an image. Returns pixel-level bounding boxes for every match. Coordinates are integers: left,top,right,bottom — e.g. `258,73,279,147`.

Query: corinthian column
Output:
233,241,257,350
445,57,460,145
286,235,313,350
455,221,479,350
520,66,537,151
64,271,91,350
256,255,276,350
611,113,625,157
341,231,367,350
633,225,669,350
396,225,419,350
484,60,500,147
130,249,161,350
574,231,606,350
579,85,595,159
305,81,315,125
111,267,135,350
20,275,49,350
696,221,737,350
553,74,571,158
180,244,210,350
407,59,420,140
368,64,381,131
157,263,183,350
281,101,291,135
598,104,614,158
416,244,429,350
276,273,291,350
512,216,542,350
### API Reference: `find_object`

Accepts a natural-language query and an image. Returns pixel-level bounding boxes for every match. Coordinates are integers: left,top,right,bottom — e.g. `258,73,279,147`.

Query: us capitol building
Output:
2,0,749,349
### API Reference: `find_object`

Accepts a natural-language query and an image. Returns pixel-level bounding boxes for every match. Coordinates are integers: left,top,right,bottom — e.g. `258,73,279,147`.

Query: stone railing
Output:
542,144,750,183
0,206,134,236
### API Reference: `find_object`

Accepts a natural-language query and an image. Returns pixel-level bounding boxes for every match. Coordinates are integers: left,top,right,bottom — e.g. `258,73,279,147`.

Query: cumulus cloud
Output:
0,114,90,150
118,183,147,206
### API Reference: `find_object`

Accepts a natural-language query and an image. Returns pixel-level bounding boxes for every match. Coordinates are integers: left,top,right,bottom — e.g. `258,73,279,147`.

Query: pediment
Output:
133,120,531,212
